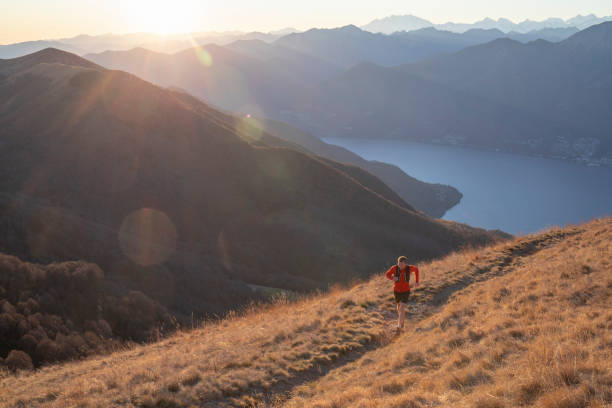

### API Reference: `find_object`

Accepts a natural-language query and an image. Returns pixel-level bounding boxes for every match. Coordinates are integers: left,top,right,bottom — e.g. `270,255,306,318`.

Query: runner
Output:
385,256,420,333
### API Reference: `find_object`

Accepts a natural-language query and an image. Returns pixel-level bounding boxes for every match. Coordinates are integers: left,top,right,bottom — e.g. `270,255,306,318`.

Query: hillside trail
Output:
215,227,580,407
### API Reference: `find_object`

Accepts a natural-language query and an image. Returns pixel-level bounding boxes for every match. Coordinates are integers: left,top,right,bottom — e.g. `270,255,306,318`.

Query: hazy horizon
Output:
2,0,612,44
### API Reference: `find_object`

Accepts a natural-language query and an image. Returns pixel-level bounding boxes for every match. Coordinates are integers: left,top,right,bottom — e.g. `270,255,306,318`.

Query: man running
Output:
385,256,420,332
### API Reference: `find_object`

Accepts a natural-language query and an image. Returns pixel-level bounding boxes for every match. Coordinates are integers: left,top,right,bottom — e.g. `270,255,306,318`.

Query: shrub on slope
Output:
0,253,179,368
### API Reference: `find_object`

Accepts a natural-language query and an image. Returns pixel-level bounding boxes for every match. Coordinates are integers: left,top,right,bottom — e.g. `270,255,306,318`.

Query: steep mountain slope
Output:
163,89,416,214
248,118,462,217
0,47,101,73
1,218,608,407
85,44,327,114
85,46,463,217
0,49,503,359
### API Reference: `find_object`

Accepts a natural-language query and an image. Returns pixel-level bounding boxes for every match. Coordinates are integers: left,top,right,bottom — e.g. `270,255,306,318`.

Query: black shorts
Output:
394,290,410,304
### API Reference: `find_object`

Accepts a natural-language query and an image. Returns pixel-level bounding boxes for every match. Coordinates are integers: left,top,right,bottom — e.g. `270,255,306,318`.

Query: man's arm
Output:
385,267,397,281
413,266,420,287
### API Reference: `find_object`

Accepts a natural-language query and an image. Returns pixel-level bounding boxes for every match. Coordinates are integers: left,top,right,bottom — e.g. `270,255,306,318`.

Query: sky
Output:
1,0,612,44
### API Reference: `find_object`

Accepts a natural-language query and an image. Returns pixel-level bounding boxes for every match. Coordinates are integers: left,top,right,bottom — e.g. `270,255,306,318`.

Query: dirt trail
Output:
210,227,581,407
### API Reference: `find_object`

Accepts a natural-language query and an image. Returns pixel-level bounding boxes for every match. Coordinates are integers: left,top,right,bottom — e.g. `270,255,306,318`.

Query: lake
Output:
324,138,612,235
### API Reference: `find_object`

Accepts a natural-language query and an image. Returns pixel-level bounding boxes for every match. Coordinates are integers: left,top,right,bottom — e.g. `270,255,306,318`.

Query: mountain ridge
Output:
362,13,612,34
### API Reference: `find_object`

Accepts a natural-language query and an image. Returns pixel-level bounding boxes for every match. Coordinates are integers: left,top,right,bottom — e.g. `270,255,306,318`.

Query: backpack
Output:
395,264,410,282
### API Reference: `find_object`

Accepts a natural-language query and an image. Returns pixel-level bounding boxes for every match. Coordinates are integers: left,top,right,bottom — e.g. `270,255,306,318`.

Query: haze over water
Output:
324,138,612,235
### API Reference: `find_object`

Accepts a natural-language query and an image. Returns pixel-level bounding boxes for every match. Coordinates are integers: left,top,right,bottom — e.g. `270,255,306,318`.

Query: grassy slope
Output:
0,218,609,407
284,218,611,408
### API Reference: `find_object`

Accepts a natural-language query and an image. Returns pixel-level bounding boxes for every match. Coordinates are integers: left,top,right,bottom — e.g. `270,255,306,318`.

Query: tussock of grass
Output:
0,218,610,407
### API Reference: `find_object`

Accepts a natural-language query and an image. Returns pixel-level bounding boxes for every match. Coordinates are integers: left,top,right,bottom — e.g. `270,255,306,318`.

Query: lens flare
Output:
194,46,213,67
235,106,266,142
188,35,213,67
118,208,177,266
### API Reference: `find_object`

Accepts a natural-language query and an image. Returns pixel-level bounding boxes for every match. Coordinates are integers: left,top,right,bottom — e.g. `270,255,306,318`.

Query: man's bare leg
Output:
396,302,407,328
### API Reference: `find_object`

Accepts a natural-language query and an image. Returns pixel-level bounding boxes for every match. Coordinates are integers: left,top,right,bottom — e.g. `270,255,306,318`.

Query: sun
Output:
120,0,202,35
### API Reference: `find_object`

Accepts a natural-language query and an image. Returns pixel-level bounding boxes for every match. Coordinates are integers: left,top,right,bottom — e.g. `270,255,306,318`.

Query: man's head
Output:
397,256,408,267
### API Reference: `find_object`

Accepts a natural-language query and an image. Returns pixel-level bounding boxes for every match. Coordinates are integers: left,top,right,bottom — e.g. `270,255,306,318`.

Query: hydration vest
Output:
395,264,410,282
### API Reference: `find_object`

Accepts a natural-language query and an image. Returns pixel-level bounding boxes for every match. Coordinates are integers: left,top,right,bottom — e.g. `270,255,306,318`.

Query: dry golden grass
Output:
0,218,610,408
283,218,611,408
0,280,388,407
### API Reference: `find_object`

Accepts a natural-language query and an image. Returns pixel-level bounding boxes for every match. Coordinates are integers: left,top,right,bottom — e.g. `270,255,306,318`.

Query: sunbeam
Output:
120,0,203,35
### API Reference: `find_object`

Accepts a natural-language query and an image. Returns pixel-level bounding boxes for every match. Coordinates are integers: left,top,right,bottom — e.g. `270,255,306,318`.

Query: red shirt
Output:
386,264,419,293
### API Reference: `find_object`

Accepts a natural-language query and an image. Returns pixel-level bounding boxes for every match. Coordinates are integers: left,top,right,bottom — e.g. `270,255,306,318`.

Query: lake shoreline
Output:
325,137,612,168
323,137,612,235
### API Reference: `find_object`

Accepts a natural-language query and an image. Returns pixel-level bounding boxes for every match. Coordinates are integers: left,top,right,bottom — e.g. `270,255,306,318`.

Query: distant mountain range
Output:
85,22,612,165
274,25,581,68
362,13,612,34
0,40,86,59
288,22,612,165
84,24,586,86
1,15,598,60
394,26,580,45
0,29,300,59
